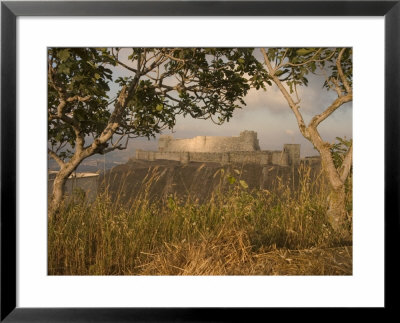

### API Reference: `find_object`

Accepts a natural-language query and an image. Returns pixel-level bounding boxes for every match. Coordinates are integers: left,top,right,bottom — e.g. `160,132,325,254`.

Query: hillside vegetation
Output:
48,163,352,275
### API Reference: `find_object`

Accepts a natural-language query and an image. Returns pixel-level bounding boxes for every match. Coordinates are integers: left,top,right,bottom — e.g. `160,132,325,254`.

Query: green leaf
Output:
275,69,289,77
58,64,70,75
239,180,248,189
57,49,70,61
94,73,101,80
296,48,314,56
73,75,85,82
156,104,163,112
227,176,236,185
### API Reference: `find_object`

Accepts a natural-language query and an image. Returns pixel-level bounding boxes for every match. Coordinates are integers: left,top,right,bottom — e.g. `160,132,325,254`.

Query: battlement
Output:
136,131,300,167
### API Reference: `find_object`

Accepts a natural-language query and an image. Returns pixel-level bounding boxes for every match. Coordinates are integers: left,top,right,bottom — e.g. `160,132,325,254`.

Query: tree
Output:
260,48,352,234
48,47,267,215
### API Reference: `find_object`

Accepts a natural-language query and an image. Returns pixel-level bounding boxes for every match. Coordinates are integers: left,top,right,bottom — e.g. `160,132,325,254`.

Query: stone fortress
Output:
135,130,301,167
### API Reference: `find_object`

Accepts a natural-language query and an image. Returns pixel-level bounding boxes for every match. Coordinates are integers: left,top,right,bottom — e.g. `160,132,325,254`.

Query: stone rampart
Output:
136,131,298,167
135,149,291,166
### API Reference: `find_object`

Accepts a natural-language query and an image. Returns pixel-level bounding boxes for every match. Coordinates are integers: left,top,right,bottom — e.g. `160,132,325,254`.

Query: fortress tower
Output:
283,144,300,166
158,135,173,152
239,130,261,151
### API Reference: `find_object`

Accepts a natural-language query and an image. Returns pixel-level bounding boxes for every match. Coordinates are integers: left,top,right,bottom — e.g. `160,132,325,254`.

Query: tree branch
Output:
48,60,64,95
308,93,352,129
319,62,342,97
48,148,65,168
330,77,343,97
54,99,85,153
49,58,84,142
284,48,336,68
336,48,352,94
116,58,138,74
66,95,91,102
102,137,129,154
163,52,187,63
81,84,131,158
261,48,308,138
142,53,169,75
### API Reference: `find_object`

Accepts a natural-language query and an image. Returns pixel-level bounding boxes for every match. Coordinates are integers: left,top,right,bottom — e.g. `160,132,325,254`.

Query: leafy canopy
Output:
264,48,352,95
48,48,115,156
48,48,268,159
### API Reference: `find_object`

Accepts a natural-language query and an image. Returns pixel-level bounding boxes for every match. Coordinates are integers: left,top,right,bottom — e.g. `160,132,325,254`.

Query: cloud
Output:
243,86,290,115
241,74,353,122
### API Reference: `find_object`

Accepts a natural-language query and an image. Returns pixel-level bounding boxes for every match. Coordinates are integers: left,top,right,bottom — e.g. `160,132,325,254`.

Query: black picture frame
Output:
1,1,398,321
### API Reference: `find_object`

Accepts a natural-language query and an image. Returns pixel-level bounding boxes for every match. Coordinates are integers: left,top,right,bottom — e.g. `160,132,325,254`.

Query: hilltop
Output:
99,158,322,205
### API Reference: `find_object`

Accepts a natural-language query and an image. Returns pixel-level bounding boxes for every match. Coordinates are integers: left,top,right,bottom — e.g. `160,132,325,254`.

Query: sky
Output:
97,48,352,160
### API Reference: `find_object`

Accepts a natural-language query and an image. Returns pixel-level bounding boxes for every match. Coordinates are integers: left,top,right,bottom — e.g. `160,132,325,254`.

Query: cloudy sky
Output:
107,48,352,159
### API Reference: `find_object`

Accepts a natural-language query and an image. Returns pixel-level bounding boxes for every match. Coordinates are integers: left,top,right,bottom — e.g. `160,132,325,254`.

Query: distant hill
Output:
48,158,124,174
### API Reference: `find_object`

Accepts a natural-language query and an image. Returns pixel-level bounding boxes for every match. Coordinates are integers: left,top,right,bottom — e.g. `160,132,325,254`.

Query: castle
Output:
135,131,300,167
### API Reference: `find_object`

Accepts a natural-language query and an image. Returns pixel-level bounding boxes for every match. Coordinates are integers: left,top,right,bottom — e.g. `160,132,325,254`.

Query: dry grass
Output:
48,164,352,275
135,234,352,276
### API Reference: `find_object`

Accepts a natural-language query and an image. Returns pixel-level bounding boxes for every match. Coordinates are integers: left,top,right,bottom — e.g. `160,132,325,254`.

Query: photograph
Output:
2,0,396,318
47,47,353,276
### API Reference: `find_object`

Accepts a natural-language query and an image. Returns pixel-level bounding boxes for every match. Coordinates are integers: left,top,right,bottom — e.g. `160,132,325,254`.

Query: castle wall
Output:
137,132,299,167
188,152,225,163
136,149,290,166
136,150,182,162
272,151,289,166
229,151,271,165
159,130,260,153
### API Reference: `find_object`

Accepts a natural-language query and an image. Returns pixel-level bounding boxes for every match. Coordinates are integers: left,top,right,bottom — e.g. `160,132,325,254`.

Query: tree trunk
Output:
326,185,347,232
260,47,352,236
49,164,77,218
319,148,348,234
49,147,97,218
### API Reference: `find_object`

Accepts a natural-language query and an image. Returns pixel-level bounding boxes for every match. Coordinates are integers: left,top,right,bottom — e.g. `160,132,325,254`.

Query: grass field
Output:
48,164,352,275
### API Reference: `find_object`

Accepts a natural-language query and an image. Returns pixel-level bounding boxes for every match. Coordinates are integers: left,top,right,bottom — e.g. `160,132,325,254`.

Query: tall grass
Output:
48,163,352,275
